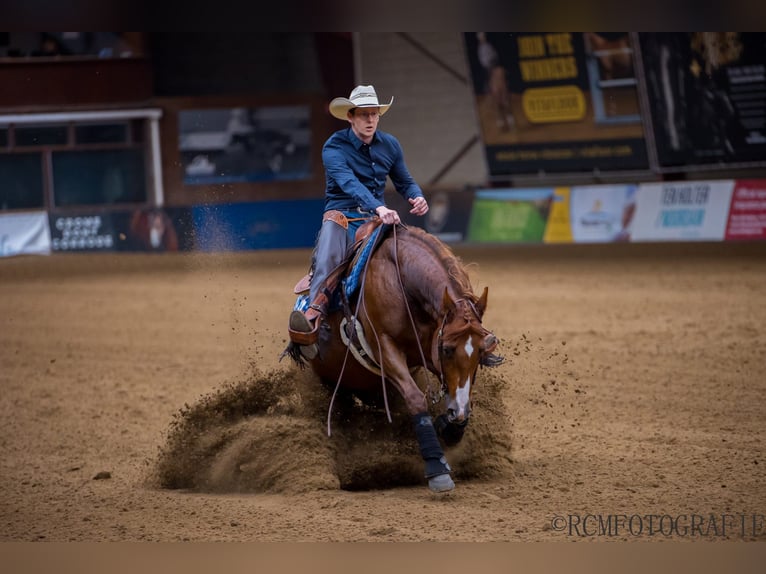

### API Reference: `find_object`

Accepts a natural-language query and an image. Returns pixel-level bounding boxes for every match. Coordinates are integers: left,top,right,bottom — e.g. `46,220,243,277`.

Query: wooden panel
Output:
0,57,153,108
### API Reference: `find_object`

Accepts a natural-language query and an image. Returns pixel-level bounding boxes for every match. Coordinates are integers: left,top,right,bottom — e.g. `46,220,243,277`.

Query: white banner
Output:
0,211,52,256
569,185,637,243
631,181,735,242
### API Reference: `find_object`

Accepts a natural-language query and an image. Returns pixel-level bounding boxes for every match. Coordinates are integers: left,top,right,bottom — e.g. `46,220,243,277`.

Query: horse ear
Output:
476,287,489,319
476,286,489,317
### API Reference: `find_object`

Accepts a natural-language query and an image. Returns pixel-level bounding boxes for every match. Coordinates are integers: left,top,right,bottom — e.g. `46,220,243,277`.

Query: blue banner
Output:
191,199,323,251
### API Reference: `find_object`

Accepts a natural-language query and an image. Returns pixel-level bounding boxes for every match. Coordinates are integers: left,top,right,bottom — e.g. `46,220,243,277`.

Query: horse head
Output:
436,286,499,424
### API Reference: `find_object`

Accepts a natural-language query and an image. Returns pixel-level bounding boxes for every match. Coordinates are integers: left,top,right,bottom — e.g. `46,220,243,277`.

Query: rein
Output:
390,225,448,405
391,225,431,373
326,216,387,437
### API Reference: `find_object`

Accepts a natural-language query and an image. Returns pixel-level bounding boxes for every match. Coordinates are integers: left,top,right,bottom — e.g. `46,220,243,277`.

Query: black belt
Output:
340,207,374,216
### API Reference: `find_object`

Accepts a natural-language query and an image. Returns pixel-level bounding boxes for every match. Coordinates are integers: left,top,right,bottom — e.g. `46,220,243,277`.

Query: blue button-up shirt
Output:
321,127,423,213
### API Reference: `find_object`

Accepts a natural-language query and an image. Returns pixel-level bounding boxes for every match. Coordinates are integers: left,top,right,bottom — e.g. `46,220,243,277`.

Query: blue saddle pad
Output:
343,223,385,299
292,224,387,313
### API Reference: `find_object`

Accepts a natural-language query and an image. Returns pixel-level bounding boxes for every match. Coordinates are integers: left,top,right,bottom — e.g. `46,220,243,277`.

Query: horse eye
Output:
441,346,455,359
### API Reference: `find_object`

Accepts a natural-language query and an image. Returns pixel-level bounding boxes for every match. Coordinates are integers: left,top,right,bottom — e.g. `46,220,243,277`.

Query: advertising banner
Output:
640,33,766,167
48,208,193,252
117,207,194,252
387,189,475,243
725,179,766,241
48,213,116,252
463,32,648,176
0,211,51,256
630,181,734,242
178,106,312,185
467,188,553,244
192,199,323,251
542,187,574,243
544,184,637,243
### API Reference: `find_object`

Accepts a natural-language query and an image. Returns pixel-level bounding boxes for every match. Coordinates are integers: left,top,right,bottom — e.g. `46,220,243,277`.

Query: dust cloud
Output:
152,361,517,493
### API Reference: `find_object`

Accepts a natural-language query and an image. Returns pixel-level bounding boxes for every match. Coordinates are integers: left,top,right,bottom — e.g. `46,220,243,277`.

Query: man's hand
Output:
408,196,429,216
375,205,401,225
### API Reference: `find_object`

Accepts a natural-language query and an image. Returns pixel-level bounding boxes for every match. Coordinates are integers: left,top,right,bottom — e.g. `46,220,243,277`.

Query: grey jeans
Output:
309,218,352,303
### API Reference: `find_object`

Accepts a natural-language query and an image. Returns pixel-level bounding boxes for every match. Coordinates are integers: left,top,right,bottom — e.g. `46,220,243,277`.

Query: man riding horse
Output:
286,86,502,494
288,84,429,360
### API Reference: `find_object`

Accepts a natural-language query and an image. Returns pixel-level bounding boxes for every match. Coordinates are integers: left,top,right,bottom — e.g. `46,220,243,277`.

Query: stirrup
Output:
288,311,319,359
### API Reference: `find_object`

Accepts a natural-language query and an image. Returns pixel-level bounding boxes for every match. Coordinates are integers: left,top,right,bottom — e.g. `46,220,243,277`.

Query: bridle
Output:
430,297,496,403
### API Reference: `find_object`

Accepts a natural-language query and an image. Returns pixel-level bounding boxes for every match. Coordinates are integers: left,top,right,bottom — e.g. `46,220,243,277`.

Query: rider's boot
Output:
288,292,329,360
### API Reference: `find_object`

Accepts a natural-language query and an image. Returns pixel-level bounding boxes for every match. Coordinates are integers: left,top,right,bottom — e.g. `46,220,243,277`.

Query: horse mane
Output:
400,225,478,304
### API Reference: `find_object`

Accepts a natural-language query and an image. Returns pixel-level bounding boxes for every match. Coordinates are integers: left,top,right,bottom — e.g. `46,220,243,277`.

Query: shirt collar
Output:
347,127,379,150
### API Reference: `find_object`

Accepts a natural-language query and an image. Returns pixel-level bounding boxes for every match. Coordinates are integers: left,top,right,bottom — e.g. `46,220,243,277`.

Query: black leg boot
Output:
413,412,454,492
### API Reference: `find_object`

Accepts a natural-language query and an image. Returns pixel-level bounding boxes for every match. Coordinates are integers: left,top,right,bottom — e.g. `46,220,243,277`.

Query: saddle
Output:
292,218,386,298
289,220,391,369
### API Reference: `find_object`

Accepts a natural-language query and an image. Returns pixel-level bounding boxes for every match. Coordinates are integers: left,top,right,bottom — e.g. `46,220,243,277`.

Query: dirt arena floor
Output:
1,241,765,543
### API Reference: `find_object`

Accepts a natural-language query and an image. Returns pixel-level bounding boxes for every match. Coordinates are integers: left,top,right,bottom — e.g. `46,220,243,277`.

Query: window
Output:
75,123,128,145
52,149,146,206
15,125,68,147
0,153,44,210
0,109,161,212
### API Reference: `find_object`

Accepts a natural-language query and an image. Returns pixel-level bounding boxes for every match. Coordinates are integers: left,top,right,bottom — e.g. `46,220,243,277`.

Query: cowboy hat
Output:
329,85,394,120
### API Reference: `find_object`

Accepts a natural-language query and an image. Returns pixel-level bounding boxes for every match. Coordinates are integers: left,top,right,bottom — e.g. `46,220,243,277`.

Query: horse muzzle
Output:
446,403,471,423
482,332,498,354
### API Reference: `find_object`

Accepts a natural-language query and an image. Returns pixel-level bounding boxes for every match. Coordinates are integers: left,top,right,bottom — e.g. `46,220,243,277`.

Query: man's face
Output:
348,107,380,141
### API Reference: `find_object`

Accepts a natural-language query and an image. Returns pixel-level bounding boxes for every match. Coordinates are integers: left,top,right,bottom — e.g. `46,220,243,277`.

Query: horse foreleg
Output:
413,412,455,492
377,336,455,493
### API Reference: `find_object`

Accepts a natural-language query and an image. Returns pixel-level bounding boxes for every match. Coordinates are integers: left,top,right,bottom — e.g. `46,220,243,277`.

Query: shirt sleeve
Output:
386,136,424,201
322,141,385,212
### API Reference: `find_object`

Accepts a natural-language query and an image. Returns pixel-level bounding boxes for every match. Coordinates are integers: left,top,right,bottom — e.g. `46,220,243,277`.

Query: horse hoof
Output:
428,473,455,493
300,343,318,360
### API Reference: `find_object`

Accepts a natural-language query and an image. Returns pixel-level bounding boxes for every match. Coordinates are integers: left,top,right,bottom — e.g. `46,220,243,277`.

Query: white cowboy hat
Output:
329,85,394,120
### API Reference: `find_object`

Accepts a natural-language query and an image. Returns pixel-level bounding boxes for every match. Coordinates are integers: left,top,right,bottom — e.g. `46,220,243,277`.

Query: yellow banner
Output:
543,187,574,243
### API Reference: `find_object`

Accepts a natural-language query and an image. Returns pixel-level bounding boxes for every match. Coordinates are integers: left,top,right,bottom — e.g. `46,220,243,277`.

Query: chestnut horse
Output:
284,223,502,492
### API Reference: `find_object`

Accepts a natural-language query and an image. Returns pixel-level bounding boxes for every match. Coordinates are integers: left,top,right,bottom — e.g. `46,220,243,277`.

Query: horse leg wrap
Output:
434,413,469,447
413,412,452,478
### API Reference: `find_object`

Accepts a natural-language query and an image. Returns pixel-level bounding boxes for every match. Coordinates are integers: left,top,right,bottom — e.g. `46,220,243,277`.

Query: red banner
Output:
725,180,766,241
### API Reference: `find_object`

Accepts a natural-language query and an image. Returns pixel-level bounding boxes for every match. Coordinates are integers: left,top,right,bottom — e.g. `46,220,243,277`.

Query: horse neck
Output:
396,233,467,321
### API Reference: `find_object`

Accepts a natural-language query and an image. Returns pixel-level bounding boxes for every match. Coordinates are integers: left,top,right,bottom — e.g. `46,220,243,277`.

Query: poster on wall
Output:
178,106,311,185
463,32,649,176
640,33,766,167
630,180,734,242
